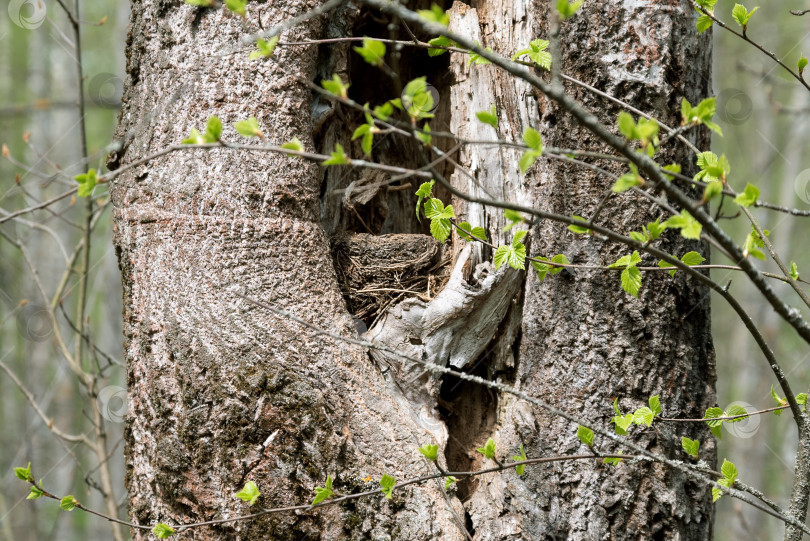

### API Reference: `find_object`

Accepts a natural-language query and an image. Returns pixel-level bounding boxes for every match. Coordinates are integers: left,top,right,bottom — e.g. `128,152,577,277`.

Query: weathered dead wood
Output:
366,245,524,444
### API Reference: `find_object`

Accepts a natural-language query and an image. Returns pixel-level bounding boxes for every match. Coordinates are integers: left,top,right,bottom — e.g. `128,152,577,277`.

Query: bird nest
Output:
332,233,451,327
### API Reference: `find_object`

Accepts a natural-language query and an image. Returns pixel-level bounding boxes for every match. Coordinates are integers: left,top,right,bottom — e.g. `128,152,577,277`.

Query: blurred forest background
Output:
1,1,809,540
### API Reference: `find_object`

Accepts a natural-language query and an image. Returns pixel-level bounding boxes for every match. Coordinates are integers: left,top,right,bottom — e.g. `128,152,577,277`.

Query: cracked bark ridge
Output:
111,1,465,539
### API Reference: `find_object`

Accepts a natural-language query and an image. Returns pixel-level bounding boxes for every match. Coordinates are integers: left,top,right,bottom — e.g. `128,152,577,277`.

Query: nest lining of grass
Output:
332,233,451,327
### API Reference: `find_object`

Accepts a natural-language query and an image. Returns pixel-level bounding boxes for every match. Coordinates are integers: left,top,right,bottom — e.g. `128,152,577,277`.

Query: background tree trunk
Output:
111,0,716,539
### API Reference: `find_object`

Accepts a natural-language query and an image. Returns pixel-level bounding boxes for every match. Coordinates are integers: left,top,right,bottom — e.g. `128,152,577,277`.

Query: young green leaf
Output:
616,253,643,296
799,54,808,77
457,222,487,242
234,117,264,138
181,127,205,145
321,74,349,99
556,0,583,19
380,473,396,499
695,151,729,182
576,425,594,447
402,77,436,121
74,168,98,198
467,42,493,65
790,261,800,281
427,36,456,56
476,105,498,129
224,0,247,17
734,183,759,207
27,485,45,500
612,172,643,193
771,385,787,414
519,128,544,174
662,163,682,180
617,113,659,146
681,437,700,458
663,210,702,240
633,406,654,426
14,462,33,482
417,4,449,26
511,39,552,70
353,38,386,67
444,476,457,489
703,180,723,202
659,251,704,278
511,444,528,475
721,459,738,483
311,475,334,505
532,259,551,281
704,407,724,439
519,150,542,174
373,101,396,120
477,438,497,460
494,231,527,270
60,495,78,512
322,143,350,166
184,0,214,6
610,251,643,269
681,251,706,267
503,209,524,231
724,404,749,422
235,481,261,506
418,444,439,461
523,127,543,150
742,225,768,260
549,254,570,274
617,112,636,139
249,36,279,60
152,523,176,539
680,98,693,125
204,116,222,142
658,259,677,278
281,137,304,152
352,123,375,156
415,180,435,221
649,395,662,416
603,453,624,466
494,243,526,270
731,4,759,29
647,217,667,239
696,12,713,33
429,215,453,242
797,393,808,412
612,413,634,435
568,215,590,235
629,231,647,243
416,122,432,146
424,198,454,242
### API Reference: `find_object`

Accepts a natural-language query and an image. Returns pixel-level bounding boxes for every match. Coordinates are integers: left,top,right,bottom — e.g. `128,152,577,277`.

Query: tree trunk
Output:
438,2,716,539
111,0,715,539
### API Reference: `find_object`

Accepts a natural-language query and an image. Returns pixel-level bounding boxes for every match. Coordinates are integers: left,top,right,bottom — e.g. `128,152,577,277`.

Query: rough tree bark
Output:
436,2,717,539
110,0,715,539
